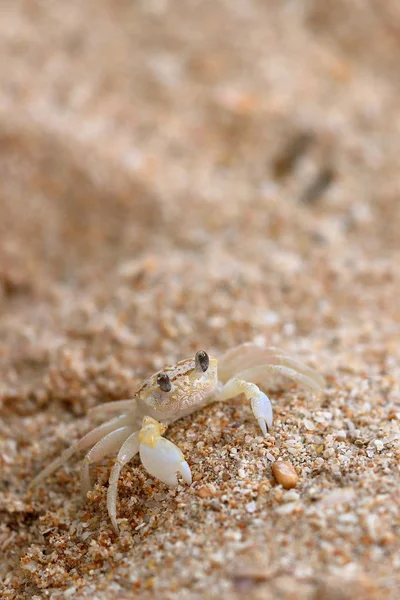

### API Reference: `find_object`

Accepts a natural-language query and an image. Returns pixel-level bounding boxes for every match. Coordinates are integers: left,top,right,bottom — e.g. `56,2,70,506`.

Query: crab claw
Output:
138,417,192,487
219,378,273,437
140,438,192,486
251,391,273,436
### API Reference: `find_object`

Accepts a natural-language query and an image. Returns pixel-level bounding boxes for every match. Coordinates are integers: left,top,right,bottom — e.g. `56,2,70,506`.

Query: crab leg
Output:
218,378,273,436
107,417,193,533
219,343,287,380
236,365,323,394
107,431,141,533
87,398,136,419
80,426,134,497
219,342,324,388
29,414,132,489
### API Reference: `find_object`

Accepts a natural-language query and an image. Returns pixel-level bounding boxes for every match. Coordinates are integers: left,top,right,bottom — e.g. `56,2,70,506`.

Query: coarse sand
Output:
1,1,400,599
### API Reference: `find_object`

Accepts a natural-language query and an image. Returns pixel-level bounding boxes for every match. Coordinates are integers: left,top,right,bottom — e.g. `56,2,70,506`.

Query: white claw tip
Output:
112,521,119,535
251,392,273,436
179,460,192,485
140,438,192,488
257,418,268,437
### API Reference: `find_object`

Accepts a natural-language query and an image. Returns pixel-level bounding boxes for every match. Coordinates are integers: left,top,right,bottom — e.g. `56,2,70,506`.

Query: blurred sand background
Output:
1,1,400,598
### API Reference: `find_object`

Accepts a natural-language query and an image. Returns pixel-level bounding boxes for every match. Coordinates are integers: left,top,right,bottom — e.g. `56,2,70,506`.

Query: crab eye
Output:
195,350,209,373
157,372,172,392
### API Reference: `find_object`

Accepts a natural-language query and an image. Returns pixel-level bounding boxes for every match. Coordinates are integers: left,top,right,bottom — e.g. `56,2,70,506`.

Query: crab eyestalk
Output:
195,350,209,374
157,372,172,392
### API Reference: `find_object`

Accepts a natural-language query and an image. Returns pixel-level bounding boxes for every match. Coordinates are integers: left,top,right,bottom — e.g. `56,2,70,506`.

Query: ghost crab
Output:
29,342,324,533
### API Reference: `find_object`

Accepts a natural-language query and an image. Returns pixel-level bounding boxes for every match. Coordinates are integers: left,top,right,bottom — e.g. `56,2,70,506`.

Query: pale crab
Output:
29,342,324,533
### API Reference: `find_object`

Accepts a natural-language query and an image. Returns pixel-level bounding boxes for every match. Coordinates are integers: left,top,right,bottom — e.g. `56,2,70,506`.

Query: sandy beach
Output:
1,2,400,598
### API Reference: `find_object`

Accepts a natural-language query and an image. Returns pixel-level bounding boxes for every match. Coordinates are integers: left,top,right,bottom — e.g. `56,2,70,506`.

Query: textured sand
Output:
1,1,400,598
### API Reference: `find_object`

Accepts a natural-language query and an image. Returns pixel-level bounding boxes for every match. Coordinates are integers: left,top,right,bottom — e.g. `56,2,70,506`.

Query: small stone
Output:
258,480,271,494
272,461,299,489
303,418,315,430
318,487,356,507
282,490,299,503
246,501,257,513
209,551,224,565
197,486,214,498
275,502,300,515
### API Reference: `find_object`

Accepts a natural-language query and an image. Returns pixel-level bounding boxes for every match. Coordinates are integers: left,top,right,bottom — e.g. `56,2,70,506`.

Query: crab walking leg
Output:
29,414,132,489
218,343,288,381
139,418,192,488
262,357,325,389
87,399,136,419
107,432,140,533
219,343,325,388
80,426,134,497
218,378,273,436
223,353,324,389
236,365,323,394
